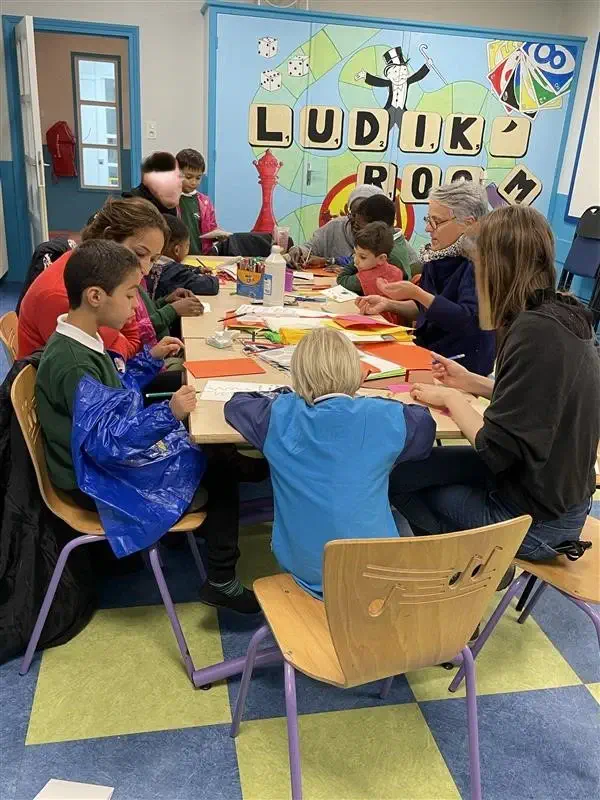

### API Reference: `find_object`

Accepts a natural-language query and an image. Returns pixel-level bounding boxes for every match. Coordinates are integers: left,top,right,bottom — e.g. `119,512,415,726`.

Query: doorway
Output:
2,15,141,279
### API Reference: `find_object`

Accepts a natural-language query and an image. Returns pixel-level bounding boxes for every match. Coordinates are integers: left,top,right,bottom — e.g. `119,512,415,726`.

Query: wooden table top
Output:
182,287,483,443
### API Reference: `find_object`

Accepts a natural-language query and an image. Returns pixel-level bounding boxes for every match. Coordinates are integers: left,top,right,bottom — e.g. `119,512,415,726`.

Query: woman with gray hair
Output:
357,180,495,375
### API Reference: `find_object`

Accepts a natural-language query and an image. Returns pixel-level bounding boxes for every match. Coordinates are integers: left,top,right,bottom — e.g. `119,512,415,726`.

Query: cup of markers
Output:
236,257,265,299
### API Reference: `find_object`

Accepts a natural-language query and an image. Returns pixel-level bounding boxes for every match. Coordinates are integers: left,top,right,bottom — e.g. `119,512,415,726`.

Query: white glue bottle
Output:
263,244,286,307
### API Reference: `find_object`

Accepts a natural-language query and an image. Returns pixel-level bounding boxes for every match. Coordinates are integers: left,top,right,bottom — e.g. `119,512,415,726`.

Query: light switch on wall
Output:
145,121,157,140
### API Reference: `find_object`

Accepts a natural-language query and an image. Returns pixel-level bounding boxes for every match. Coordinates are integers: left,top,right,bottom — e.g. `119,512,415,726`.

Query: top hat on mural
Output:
383,46,410,69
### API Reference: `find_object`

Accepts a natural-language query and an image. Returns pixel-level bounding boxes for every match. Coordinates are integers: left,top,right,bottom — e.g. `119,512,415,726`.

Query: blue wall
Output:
43,146,132,231
550,192,594,302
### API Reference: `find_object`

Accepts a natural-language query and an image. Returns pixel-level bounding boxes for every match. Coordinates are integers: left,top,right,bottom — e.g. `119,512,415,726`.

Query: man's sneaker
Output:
199,582,261,614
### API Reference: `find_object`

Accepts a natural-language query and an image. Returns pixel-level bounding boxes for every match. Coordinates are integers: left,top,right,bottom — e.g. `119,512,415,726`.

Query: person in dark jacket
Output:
0,353,96,665
357,181,495,375
123,152,182,216
146,215,219,301
388,205,600,561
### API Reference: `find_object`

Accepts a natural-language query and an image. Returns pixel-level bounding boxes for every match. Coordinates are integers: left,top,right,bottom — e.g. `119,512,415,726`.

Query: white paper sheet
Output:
34,779,114,800
236,304,327,318
321,285,358,302
266,317,326,333
200,380,284,401
359,353,404,372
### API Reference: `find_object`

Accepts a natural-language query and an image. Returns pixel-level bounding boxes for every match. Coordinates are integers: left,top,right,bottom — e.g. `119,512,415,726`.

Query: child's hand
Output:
356,295,391,316
169,385,197,420
165,288,194,303
172,296,204,317
377,279,417,301
151,336,184,360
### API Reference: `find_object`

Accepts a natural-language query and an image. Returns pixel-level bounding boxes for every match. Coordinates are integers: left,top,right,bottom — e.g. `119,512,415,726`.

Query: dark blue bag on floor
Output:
71,375,206,557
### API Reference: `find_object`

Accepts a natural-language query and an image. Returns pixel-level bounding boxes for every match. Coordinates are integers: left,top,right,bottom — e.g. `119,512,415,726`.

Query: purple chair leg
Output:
449,571,530,693
185,532,207,585
20,534,103,675
192,646,282,688
148,545,195,681
284,660,303,800
380,676,394,699
559,591,600,650
461,646,482,800
517,581,548,624
231,624,272,737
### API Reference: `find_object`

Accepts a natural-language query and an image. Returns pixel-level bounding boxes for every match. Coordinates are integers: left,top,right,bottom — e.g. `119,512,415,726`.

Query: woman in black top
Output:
389,204,600,560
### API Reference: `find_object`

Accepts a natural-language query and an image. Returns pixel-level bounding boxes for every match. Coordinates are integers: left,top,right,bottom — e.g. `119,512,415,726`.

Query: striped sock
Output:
209,577,244,597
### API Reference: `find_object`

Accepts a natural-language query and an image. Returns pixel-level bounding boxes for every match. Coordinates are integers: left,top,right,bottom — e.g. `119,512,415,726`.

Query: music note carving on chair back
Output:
322,518,531,688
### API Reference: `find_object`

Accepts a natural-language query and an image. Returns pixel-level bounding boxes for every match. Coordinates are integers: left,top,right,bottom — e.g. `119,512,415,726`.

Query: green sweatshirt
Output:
36,327,122,490
139,287,178,340
337,234,421,294
178,193,202,255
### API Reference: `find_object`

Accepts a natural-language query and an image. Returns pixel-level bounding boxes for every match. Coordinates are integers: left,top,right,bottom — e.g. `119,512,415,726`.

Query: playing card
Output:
521,42,577,95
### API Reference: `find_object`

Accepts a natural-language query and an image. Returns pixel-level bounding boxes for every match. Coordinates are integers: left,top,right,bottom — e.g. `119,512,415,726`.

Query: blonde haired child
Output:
225,328,435,596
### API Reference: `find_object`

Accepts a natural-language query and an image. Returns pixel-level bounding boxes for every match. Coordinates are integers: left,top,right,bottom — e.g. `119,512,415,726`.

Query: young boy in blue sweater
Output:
36,239,264,613
224,328,436,597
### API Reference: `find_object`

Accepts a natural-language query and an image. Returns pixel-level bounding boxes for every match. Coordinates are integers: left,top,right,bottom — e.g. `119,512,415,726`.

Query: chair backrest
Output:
10,365,91,530
577,206,600,240
0,311,18,366
563,235,600,279
323,517,531,687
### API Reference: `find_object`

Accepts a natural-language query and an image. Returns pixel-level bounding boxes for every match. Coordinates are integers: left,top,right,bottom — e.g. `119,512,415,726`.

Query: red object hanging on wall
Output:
46,121,77,179
252,149,283,233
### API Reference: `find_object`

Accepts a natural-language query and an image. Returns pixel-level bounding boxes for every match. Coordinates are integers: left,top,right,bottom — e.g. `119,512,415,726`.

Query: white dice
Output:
260,70,282,92
258,37,278,58
288,55,309,77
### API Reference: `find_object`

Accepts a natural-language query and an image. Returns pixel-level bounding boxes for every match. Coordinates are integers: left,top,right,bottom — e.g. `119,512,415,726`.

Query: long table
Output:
183,286,484,444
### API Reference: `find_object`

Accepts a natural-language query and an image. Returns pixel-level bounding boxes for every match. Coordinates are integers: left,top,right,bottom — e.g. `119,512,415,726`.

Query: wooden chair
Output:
11,365,208,683
0,310,18,366
449,515,600,694
228,517,531,800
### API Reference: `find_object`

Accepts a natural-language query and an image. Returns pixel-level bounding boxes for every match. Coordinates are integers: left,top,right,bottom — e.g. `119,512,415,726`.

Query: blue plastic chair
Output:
558,205,600,327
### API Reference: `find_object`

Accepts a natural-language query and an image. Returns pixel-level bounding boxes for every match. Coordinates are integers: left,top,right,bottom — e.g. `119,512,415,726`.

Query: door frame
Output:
1,15,142,279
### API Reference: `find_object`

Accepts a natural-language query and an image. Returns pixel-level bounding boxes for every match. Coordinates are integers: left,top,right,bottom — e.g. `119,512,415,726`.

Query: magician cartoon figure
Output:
356,46,431,132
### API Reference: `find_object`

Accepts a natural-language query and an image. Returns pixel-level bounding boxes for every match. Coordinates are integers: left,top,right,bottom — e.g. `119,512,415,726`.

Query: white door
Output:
15,16,49,248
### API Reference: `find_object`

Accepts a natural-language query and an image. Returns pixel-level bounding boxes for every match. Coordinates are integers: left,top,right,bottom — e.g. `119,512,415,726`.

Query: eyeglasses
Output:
424,214,456,231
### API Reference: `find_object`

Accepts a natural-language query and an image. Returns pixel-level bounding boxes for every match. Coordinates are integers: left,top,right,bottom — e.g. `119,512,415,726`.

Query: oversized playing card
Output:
487,40,523,72
501,64,521,111
487,50,520,99
521,42,577,95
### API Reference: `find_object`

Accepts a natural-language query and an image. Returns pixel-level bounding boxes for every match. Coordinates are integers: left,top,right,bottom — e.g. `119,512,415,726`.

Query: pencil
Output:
145,390,202,399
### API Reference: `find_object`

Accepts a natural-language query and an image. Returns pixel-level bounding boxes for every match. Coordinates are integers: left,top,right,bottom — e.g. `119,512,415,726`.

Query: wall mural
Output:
211,12,580,249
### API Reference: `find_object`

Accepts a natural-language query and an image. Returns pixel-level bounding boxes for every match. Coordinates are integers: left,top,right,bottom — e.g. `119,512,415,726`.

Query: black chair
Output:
558,206,600,328
214,232,293,257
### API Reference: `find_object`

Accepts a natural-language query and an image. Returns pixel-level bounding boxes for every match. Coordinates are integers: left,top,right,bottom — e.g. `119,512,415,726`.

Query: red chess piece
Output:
252,149,283,233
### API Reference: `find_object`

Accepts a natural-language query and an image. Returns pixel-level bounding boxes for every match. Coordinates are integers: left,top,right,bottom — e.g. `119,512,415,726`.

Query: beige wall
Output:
34,31,130,148
1,0,598,195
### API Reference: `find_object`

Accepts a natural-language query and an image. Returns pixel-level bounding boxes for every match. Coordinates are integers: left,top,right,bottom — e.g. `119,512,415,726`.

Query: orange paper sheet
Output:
358,343,433,370
184,358,266,378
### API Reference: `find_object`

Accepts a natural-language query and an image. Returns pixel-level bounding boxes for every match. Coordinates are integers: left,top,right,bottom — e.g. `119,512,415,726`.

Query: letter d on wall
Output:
348,108,390,151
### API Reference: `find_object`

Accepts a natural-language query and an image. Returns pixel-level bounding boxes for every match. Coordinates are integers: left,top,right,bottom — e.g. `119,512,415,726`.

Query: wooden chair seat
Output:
514,516,600,604
51,488,206,537
254,573,346,687
0,310,18,366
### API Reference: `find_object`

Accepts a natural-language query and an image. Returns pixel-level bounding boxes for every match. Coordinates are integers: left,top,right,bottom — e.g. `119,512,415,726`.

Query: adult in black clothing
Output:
123,151,181,216
389,205,600,561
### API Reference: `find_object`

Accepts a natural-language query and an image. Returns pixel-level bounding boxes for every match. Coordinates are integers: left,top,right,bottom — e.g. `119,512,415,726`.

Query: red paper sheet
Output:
358,343,433,370
334,314,396,329
184,358,266,378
